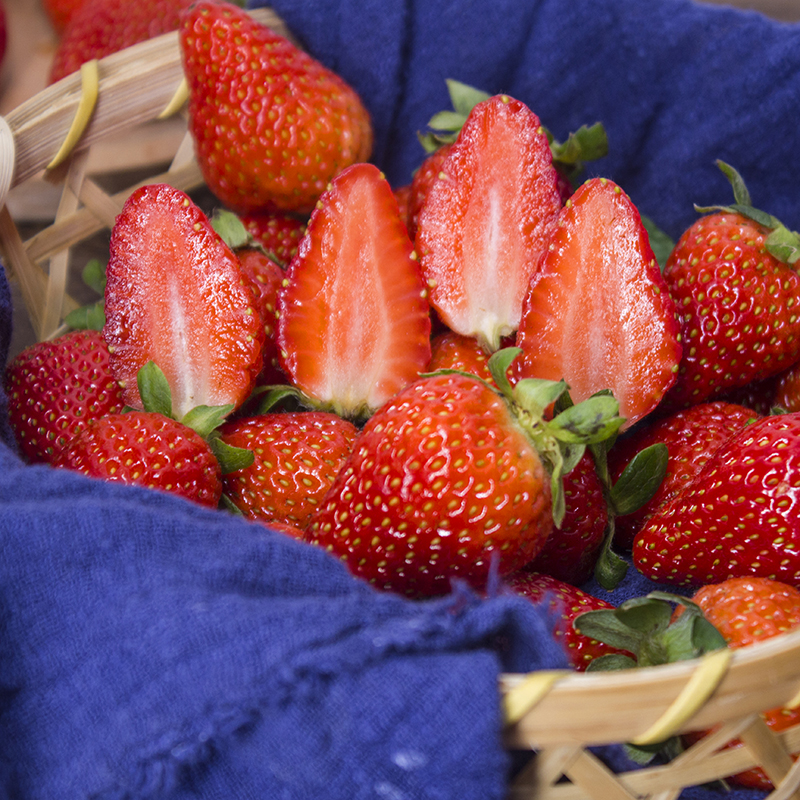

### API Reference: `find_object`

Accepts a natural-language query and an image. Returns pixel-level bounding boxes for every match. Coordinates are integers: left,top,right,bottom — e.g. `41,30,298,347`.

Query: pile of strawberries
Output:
11,1,800,785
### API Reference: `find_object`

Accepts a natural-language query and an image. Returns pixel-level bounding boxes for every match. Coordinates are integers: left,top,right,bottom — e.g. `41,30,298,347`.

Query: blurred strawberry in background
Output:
42,0,85,34
48,0,194,83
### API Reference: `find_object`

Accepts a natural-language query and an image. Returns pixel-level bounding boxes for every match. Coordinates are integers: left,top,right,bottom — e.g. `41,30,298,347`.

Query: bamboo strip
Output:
738,716,799,797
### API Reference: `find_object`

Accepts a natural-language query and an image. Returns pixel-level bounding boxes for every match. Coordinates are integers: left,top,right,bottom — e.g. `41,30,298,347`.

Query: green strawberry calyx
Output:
135,360,253,474
484,347,626,529
695,160,800,266
211,208,286,267
416,78,608,185
574,591,727,764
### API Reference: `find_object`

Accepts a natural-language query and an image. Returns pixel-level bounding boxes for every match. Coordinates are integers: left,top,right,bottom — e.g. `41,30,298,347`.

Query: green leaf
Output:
573,608,645,654
82,258,107,295
716,160,752,207
550,122,608,165
548,394,624,444
445,78,490,117
64,300,105,331
641,215,675,270
137,361,173,418
220,494,244,514
560,442,587,477
427,109,469,132
512,377,568,417
585,653,638,672
487,346,521,397
765,224,800,265
251,384,306,414
181,404,235,439
610,442,668,517
614,596,673,634
208,435,255,474
594,536,629,590
692,615,729,653
211,208,251,251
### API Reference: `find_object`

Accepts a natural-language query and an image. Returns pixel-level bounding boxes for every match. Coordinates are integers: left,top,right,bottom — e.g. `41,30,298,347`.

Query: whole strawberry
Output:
219,411,358,529
634,412,800,588
683,577,800,789
54,410,222,508
305,350,623,596
180,0,372,214
523,451,607,586
506,572,631,671
608,401,757,549
239,211,307,267
4,329,125,464
42,0,86,34
49,0,195,83
661,162,800,409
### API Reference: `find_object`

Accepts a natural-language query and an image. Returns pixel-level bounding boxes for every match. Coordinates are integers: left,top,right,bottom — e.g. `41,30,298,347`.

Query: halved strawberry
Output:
277,162,432,419
415,94,562,352
515,177,682,429
103,183,265,421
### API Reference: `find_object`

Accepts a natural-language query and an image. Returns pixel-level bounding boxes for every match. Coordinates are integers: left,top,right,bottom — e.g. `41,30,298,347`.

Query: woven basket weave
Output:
1,9,800,799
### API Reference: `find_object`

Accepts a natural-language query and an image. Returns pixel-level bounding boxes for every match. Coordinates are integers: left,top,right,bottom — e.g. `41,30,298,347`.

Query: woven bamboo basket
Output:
2,8,800,800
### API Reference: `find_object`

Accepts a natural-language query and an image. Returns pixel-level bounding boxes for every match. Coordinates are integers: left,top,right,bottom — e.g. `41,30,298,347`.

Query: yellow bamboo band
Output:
47,59,100,170
503,671,568,726
784,683,800,710
631,649,733,746
158,78,189,119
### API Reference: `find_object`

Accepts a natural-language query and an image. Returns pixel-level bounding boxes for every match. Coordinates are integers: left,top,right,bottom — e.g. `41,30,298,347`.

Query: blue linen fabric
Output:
3,0,800,797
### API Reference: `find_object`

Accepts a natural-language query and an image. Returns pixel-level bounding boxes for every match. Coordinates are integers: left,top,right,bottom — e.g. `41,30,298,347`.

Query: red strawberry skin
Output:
219,411,359,529
236,248,287,386
515,177,682,430
506,572,631,671
103,183,265,420
277,162,432,419
608,401,757,549
239,211,307,268
305,372,553,597
662,212,800,410
49,0,194,83
407,143,453,242
634,413,800,588
415,95,562,352
683,577,800,789
180,0,372,214
523,451,607,585
4,329,125,464
54,411,222,507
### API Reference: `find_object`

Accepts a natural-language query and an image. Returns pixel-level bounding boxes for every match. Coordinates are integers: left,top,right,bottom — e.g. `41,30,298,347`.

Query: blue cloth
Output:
4,0,800,797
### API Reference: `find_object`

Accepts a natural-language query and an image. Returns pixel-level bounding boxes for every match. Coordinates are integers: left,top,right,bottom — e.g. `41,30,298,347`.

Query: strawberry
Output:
218,411,358,529
235,248,286,387
49,0,194,83
427,330,508,388
522,451,608,586
54,410,222,508
4,329,125,464
103,183,265,421
392,184,412,235
681,576,800,789
633,412,800,588
415,94,562,352
239,211,307,268
305,350,624,596
42,0,86,34
277,162,432,420
607,401,757,549
661,162,800,410
179,0,372,214
407,142,453,242
506,572,631,671
515,177,682,430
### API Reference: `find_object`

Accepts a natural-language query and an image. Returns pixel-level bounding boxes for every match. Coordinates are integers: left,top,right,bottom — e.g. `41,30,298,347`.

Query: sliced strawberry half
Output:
104,183,265,420
515,177,682,429
277,162,432,419
414,94,562,352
